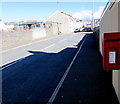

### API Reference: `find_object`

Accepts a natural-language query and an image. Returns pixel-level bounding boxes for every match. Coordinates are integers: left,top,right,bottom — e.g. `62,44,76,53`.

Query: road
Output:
2,32,87,103
1,32,86,67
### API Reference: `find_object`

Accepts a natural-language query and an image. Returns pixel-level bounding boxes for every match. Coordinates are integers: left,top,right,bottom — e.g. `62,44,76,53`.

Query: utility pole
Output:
57,0,60,11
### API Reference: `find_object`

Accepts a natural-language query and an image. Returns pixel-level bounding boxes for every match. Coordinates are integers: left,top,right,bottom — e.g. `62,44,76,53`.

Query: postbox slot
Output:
105,41,120,48
104,32,120,40
105,39,120,42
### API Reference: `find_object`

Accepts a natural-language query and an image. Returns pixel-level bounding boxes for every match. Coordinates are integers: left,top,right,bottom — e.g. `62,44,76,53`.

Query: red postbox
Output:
102,32,120,70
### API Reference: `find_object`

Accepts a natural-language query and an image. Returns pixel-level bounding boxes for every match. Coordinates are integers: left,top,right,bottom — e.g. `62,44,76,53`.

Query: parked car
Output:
74,29,80,33
84,27,92,32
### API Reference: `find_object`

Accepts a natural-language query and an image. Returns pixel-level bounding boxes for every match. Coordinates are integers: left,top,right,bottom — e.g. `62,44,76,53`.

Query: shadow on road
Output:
2,35,84,103
2,34,119,104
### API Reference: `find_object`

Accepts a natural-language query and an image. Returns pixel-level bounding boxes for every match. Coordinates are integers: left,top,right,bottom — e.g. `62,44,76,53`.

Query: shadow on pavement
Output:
2,34,119,104
53,34,119,104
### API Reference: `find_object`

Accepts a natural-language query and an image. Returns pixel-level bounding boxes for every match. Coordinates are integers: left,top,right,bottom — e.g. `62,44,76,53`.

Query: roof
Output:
47,11,80,22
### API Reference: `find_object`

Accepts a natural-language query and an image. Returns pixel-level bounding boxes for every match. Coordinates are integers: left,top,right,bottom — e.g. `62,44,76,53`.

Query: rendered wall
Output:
100,1,120,102
47,12,70,34
100,2,119,53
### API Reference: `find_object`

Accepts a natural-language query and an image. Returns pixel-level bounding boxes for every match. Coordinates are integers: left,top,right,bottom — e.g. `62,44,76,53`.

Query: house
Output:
47,11,82,34
0,19,7,32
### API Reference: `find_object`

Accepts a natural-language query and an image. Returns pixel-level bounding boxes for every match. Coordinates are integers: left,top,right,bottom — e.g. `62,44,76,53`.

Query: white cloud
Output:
72,10,92,20
72,6,105,20
94,6,105,19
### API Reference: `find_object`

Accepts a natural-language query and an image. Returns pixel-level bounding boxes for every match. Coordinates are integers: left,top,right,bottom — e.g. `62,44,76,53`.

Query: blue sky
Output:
1,2,107,22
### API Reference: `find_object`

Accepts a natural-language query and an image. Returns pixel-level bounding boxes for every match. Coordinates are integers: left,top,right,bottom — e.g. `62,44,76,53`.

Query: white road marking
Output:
40,44,56,51
1,33,84,70
42,39,67,50
0,37,68,70
0,43,56,70
48,35,87,103
1,34,65,54
0,58,25,70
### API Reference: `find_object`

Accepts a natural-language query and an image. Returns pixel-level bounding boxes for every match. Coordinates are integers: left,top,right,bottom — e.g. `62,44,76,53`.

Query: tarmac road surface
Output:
2,32,118,103
2,32,86,103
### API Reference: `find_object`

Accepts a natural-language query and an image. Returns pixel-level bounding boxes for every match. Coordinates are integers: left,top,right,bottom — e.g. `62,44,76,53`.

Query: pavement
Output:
2,33,119,104
53,34,119,104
